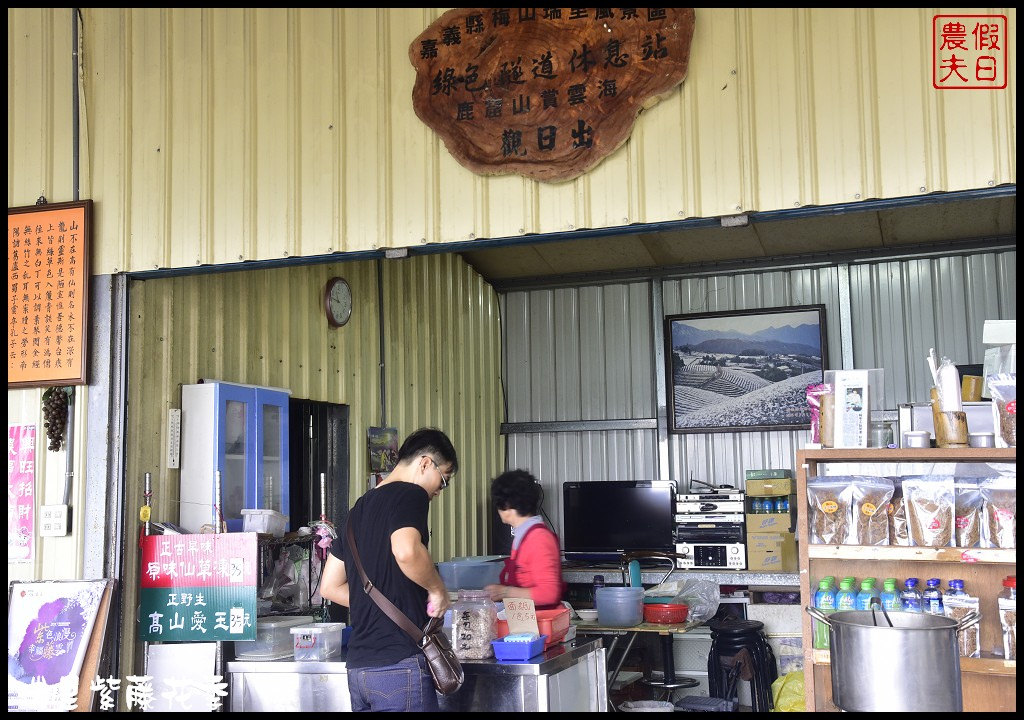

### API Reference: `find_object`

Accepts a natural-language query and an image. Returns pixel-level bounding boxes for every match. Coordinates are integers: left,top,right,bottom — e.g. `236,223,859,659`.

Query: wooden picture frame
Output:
665,304,828,434
8,200,92,388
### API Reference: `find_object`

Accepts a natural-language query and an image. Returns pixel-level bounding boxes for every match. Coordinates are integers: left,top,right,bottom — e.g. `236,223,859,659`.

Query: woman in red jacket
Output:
484,469,566,610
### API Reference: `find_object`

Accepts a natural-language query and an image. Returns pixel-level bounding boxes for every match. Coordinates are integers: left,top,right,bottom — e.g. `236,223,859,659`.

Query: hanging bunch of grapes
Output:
42,386,70,451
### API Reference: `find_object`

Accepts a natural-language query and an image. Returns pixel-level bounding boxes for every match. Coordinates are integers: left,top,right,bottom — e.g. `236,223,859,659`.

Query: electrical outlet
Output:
39,504,69,536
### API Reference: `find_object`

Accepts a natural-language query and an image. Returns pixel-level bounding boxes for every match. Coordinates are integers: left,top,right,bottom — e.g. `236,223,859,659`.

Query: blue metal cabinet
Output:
180,381,291,532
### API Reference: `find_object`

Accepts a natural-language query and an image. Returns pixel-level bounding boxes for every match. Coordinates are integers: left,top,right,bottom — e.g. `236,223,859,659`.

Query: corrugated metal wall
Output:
116,253,503,677
504,250,1016,539
7,8,1017,274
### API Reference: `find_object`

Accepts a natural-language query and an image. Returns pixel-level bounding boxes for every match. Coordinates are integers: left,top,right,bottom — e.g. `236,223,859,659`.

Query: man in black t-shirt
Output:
320,427,457,712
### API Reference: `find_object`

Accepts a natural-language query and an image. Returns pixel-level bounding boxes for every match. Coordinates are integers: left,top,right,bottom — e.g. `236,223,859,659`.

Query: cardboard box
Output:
745,477,794,496
744,468,792,481
745,494,795,532
746,532,797,572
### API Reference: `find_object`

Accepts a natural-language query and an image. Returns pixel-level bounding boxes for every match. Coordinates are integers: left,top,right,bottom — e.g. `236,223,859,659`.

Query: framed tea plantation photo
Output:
665,305,827,433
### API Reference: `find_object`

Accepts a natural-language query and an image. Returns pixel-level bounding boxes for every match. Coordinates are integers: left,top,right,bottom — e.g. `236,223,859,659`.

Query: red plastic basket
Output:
642,603,689,624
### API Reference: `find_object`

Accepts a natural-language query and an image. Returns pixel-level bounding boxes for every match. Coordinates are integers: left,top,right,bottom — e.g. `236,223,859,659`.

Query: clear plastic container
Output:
291,622,345,661
241,508,288,537
998,576,1016,661
235,615,314,660
595,586,644,626
437,559,503,590
451,589,497,659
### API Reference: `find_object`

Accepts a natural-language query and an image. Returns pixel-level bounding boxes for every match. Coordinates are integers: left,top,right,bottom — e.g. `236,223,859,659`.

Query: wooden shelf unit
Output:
796,447,1016,713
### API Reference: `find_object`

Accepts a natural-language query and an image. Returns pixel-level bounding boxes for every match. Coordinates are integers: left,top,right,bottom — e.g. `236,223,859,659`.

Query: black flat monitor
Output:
562,480,676,562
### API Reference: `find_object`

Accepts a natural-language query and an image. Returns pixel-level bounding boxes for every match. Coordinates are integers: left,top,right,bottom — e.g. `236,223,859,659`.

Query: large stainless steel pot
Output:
806,607,980,712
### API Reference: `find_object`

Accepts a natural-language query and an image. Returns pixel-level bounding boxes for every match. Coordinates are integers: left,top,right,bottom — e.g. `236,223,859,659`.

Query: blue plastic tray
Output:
491,634,547,661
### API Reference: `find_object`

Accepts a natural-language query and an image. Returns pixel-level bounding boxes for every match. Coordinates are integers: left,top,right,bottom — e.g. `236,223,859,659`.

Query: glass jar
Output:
451,589,497,660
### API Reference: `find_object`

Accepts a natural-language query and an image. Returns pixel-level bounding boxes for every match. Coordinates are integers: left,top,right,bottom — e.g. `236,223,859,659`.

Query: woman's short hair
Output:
491,469,542,516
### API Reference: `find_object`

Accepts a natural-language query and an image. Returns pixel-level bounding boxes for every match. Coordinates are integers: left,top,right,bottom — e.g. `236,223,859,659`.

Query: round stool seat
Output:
640,676,700,690
708,619,765,634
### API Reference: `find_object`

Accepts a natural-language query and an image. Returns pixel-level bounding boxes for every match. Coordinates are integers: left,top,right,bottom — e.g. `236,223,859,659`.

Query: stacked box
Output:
744,469,797,572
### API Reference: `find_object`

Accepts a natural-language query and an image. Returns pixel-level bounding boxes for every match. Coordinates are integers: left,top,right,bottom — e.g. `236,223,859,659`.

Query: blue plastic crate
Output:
491,634,547,661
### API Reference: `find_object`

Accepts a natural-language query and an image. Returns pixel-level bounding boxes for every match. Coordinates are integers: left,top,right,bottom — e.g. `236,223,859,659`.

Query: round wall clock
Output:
324,277,352,327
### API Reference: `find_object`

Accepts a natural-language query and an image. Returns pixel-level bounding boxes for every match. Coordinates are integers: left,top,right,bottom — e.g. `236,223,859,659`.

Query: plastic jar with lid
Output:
451,589,497,659
998,576,1015,661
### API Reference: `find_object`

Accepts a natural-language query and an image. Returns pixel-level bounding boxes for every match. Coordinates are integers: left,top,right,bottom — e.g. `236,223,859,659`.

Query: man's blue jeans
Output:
348,654,440,712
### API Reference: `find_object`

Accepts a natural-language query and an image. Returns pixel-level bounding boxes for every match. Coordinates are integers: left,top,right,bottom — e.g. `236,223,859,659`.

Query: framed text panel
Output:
8,200,91,388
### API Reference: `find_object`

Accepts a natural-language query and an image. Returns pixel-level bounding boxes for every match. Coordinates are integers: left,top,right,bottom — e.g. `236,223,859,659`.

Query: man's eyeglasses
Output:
425,456,450,490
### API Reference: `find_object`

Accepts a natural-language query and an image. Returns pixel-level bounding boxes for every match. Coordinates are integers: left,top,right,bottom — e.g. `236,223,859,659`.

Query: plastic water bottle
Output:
813,578,837,649
777,496,790,514
880,578,901,612
856,578,878,610
593,574,606,604
751,497,764,514
836,577,858,611
901,577,923,612
923,578,945,615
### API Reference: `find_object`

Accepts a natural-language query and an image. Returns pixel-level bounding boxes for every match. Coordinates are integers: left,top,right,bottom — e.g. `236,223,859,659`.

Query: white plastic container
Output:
235,615,313,660
241,508,288,537
291,622,345,661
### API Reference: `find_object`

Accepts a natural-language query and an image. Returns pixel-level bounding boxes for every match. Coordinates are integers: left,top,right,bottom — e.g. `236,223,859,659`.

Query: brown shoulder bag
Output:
345,521,464,695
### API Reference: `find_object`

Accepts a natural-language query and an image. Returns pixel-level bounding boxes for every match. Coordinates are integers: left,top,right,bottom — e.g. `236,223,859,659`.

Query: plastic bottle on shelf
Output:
922,578,945,615
945,578,967,600
900,577,923,612
777,496,790,514
879,578,901,612
813,578,837,649
592,574,606,605
836,577,858,611
856,578,878,610
751,497,764,514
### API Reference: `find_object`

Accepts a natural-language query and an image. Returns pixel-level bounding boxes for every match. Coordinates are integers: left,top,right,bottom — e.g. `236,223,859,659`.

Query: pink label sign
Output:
8,424,36,562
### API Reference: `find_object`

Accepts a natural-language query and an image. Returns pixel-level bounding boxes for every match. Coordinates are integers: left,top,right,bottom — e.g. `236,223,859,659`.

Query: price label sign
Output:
503,597,540,637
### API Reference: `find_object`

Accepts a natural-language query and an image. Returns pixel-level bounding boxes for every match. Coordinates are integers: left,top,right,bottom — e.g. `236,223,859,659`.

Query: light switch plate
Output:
39,504,69,536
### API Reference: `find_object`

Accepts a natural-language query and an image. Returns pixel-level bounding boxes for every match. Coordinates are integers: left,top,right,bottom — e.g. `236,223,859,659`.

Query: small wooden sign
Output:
7,200,92,388
410,8,695,183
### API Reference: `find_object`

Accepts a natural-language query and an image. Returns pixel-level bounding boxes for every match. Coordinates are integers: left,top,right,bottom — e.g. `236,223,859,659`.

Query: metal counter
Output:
227,638,606,712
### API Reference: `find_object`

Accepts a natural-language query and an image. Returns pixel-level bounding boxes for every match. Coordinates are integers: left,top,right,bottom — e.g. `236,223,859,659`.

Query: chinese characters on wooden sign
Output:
410,8,695,183
138,533,257,643
8,200,92,388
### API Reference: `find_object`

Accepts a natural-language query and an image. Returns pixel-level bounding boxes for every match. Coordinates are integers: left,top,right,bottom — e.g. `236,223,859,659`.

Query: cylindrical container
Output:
903,430,931,448
968,432,995,448
805,608,977,711
961,375,983,402
999,576,1016,661
451,589,497,659
595,586,644,627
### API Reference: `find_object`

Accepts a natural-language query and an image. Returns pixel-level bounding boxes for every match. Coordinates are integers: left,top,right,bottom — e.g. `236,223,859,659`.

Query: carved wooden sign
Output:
410,8,695,183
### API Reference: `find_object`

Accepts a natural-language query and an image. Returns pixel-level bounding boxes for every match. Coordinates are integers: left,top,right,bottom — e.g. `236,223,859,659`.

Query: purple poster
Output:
8,424,36,562
7,580,107,711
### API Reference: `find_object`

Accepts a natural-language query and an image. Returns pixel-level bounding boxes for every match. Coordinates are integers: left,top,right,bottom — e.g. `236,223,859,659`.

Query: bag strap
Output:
345,519,427,644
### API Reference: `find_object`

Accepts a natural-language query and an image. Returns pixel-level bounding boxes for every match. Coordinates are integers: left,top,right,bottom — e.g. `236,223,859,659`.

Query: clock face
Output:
325,278,352,327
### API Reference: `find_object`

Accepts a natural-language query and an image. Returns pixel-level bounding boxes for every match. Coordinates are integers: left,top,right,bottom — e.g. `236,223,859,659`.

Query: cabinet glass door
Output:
216,383,257,531
255,388,290,527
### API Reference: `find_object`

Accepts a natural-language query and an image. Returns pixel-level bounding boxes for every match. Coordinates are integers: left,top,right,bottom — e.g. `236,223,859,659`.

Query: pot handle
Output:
954,610,981,633
806,606,832,626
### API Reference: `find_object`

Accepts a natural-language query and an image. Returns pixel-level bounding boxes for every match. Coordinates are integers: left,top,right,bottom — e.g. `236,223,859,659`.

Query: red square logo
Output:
933,15,1008,89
